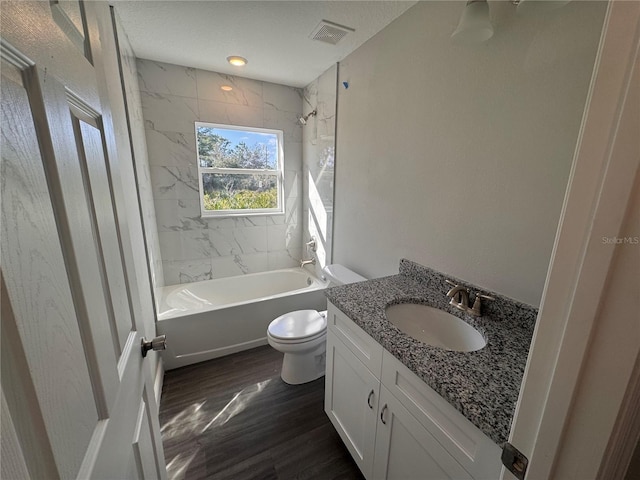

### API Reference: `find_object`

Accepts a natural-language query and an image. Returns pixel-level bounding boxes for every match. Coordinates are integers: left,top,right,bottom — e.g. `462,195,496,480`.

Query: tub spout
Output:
300,258,316,268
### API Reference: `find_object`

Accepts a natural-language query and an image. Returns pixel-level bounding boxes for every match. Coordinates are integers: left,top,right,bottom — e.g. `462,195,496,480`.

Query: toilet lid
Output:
268,310,326,341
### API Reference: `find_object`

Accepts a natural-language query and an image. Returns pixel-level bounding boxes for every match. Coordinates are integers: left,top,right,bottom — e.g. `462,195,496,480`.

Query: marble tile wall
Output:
302,65,337,276
137,59,304,285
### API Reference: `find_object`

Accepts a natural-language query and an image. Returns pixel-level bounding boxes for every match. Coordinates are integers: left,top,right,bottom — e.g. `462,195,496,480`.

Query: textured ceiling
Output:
112,1,417,87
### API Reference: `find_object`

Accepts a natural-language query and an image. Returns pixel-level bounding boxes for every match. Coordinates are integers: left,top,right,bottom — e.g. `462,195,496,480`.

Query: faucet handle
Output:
471,293,495,316
305,237,317,252
477,294,496,301
445,279,468,296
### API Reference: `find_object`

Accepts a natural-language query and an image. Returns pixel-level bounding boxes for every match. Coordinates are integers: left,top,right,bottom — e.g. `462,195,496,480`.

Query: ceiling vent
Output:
310,20,355,45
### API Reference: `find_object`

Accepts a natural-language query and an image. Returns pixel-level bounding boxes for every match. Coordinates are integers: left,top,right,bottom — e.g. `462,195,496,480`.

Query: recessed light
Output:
220,85,233,92
227,56,248,67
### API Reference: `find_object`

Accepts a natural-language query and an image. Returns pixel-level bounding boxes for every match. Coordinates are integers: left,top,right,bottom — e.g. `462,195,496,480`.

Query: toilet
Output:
267,264,366,384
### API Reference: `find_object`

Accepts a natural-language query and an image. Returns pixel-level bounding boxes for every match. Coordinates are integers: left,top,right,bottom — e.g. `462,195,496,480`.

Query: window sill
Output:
201,209,284,219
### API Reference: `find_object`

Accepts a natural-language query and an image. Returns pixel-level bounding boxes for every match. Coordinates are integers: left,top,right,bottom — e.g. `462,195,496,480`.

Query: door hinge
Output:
501,442,528,480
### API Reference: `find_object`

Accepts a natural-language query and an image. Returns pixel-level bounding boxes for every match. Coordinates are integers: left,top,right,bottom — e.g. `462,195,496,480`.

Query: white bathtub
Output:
156,268,328,370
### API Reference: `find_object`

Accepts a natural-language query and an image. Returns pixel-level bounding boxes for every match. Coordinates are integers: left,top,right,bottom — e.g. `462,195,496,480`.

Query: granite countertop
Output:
324,259,538,446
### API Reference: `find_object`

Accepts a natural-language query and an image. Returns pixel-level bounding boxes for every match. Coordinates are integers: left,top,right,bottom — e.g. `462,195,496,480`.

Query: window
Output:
195,122,284,217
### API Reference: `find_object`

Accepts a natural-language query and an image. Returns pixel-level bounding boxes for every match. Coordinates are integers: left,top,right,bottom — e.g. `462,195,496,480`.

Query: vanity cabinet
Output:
373,385,472,480
325,329,380,478
325,302,503,480
324,302,384,478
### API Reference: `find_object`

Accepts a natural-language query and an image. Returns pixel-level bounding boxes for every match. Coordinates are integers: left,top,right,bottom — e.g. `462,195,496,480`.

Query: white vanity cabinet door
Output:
325,329,380,479
373,386,472,480
380,351,503,479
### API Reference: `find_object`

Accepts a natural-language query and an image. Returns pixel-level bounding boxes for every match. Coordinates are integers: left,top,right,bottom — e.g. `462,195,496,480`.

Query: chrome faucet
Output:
300,258,316,268
445,280,470,311
445,280,495,316
305,236,317,252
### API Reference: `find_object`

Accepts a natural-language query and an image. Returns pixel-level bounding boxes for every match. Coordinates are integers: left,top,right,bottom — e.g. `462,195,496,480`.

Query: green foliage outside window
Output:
201,172,278,210
203,188,277,211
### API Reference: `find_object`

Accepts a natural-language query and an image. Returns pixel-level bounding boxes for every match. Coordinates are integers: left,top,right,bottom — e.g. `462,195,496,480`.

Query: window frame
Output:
195,122,285,218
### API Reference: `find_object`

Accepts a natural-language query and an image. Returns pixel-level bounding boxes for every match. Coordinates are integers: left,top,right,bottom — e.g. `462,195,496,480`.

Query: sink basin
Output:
385,303,486,352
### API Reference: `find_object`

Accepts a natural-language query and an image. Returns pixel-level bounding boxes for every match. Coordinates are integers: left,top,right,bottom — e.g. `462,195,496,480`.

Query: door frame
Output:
504,1,640,478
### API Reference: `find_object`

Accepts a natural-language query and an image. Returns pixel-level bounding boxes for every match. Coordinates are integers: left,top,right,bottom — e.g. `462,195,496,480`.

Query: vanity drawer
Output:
381,350,502,479
327,301,383,378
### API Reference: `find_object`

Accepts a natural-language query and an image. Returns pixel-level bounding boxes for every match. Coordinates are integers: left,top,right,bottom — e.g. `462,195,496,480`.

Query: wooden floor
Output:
159,345,364,480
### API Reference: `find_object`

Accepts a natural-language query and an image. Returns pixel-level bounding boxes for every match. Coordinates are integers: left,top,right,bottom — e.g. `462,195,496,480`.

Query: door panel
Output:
1,387,31,480
73,112,134,353
86,335,155,479
24,63,119,415
1,69,97,479
50,0,90,61
133,398,159,479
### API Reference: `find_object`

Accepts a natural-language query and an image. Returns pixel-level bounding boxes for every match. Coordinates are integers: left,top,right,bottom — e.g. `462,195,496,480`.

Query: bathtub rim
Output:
155,267,328,321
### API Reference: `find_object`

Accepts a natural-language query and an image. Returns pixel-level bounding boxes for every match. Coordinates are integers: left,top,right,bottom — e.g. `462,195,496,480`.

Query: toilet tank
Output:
322,264,366,286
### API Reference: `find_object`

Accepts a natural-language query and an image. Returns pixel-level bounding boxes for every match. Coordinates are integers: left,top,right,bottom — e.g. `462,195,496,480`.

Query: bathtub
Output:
155,268,328,370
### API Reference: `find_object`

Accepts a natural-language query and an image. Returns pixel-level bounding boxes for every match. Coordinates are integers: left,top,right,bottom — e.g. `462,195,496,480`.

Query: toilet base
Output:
279,342,326,385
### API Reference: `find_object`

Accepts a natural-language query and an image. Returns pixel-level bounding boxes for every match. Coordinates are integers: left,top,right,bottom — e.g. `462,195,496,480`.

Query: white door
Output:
1,2,166,479
504,2,640,479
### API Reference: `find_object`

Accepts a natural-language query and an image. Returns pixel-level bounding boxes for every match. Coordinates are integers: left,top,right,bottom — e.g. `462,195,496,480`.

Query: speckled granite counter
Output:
325,259,538,446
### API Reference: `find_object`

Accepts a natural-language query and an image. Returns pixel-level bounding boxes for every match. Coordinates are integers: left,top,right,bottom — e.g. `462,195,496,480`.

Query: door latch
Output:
501,442,528,480
141,335,167,358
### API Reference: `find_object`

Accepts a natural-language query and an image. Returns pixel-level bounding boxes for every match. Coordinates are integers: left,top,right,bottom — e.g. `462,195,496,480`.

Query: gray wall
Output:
333,1,606,305
138,59,304,285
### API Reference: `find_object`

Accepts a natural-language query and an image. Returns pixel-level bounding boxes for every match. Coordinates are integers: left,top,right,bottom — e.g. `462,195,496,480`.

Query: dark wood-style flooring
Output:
159,345,364,480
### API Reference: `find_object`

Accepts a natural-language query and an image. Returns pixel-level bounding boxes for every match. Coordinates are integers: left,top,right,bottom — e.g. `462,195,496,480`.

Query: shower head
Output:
297,109,317,125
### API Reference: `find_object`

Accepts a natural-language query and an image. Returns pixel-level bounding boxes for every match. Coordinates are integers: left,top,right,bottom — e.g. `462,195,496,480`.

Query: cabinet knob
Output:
380,404,388,424
367,389,375,409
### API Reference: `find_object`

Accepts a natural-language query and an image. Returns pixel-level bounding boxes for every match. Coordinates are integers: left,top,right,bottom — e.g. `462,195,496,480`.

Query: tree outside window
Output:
195,123,283,216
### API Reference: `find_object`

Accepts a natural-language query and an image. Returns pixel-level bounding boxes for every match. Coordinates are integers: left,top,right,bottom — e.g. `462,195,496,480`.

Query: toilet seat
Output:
268,310,326,343
268,329,326,345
